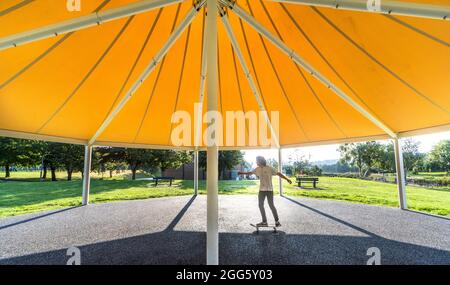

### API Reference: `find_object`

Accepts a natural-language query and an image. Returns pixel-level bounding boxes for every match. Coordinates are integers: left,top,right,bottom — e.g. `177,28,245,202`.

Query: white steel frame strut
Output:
226,1,397,139
0,0,185,51
393,138,407,209
221,13,281,148
267,0,450,21
194,11,208,197
195,11,208,149
88,3,205,146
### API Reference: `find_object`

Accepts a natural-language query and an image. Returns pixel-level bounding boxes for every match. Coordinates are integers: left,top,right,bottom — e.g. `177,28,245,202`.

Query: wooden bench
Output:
296,177,319,188
154,176,175,187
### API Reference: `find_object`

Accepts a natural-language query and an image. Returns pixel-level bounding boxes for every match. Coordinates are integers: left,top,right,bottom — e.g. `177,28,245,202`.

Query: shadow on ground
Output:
1,230,449,265
1,195,449,265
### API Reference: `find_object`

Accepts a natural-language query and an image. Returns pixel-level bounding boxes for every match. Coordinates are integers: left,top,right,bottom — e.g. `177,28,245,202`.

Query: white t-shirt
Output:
252,166,278,192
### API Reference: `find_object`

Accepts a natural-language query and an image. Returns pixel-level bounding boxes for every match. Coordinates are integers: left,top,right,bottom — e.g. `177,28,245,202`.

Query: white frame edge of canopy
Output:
88,3,204,146
281,134,390,149
228,1,397,139
0,129,88,145
1,123,449,149
0,0,185,51
268,0,450,20
94,141,195,150
397,123,450,138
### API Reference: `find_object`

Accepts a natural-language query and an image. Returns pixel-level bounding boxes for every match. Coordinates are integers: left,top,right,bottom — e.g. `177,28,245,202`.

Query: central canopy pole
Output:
206,0,219,265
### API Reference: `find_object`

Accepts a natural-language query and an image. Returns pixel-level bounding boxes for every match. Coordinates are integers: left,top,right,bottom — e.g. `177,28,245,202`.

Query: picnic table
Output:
154,176,175,187
296,176,319,188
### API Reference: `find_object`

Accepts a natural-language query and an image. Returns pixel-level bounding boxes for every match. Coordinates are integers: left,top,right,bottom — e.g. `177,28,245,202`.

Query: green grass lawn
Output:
1,172,449,218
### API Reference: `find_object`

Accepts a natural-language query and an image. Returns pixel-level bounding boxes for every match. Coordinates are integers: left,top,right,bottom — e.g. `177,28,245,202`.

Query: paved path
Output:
0,195,449,265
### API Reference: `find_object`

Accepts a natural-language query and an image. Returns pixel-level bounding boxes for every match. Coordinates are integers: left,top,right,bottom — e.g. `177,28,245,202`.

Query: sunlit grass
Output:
0,172,449,218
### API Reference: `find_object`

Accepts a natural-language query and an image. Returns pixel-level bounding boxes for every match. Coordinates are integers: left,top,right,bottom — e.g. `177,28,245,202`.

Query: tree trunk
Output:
357,163,363,178
109,170,113,178
131,165,137,180
67,169,72,181
218,166,223,180
5,164,10,178
51,167,57,181
43,166,47,179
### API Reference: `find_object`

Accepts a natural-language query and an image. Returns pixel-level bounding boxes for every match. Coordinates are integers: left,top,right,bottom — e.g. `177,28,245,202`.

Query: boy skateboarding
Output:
238,156,292,227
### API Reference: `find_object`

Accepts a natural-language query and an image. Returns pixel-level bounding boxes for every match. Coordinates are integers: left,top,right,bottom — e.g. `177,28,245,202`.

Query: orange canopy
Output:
0,0,449,149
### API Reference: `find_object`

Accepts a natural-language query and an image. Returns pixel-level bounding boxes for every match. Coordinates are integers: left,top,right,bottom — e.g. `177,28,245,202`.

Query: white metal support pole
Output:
193,11,207,198
82,145,93,206
0,0,185,51
206,0,219,265
278,148,283,196
268,0,450,21
194,149,199,195
393,138,408,209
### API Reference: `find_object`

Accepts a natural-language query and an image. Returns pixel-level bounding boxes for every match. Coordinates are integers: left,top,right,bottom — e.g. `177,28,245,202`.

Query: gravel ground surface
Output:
0,195,449,265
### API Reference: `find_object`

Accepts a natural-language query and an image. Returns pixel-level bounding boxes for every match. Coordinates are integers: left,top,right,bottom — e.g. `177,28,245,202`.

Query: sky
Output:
243,131,450,167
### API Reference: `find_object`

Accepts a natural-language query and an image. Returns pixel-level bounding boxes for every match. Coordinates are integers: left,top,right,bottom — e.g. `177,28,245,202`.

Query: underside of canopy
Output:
0,0,449,149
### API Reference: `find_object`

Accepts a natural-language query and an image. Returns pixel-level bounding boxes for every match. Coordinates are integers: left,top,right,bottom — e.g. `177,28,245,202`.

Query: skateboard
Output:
250,223,280,234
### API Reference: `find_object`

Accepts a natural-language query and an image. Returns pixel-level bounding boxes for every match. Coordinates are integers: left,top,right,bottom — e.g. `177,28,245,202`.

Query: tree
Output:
102,161,127,178
31,140,51,180
401,139,424,175
218,151,243,179
339,142,384,177
320,161,357,173
308,165,322,176
96,147,125,178
0,138,17,177
44,143,64,181
56,144,84,181
378,140,424,175
379,143,395,173
96,147,164,180
121,148,158,180
288,150,311,175
124,149,153,180
152,150,192,173
282,164,294,176
427,140,450,175
199,151,244,179
0,138,39,177
266,158,278,169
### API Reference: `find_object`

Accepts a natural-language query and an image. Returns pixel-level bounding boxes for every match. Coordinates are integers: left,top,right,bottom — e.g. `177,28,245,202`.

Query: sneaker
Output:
256,221,268,227
275,221,281,227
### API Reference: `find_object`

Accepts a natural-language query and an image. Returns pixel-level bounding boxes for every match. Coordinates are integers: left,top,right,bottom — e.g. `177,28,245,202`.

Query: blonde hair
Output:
256,156,267,167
